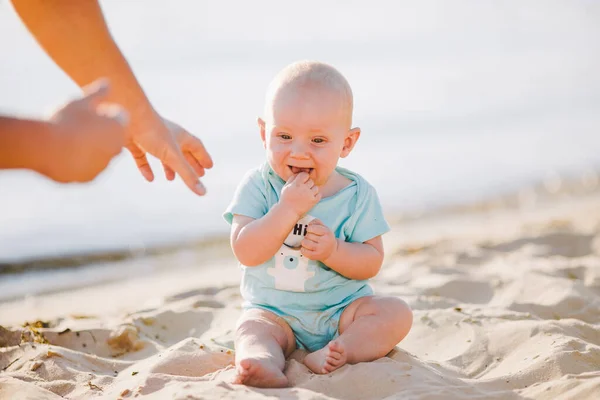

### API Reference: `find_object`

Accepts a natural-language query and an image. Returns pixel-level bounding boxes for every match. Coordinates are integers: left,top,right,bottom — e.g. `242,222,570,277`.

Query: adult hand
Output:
280,172,321,218
124,115,213,196
44,80,127,183
11,0,213,194
301,219,338,262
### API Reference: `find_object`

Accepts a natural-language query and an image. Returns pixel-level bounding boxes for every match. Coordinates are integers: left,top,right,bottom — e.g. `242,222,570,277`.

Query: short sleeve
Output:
346,185,390,243
223,168,268,224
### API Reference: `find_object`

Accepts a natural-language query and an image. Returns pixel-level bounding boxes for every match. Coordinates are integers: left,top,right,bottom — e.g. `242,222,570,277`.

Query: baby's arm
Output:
231,172,321,266
324,236,384,280
230,204,301,267
301,219,384,280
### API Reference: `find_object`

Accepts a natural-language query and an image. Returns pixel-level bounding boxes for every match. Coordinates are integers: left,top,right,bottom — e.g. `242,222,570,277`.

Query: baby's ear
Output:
257,117,267,149
340,127,361,158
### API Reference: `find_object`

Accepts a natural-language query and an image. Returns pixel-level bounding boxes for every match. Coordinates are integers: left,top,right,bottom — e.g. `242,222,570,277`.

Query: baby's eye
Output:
279,133,292,140
312,137,326,144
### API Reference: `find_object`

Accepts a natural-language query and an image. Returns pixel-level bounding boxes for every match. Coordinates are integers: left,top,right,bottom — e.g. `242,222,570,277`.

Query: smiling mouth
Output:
288,166,313,175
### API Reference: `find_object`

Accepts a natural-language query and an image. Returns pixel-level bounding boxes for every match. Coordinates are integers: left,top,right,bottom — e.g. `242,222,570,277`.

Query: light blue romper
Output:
224,163,390,352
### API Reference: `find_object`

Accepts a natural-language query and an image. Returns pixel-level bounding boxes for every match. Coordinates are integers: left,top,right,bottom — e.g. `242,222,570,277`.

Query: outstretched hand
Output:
124,115,213,195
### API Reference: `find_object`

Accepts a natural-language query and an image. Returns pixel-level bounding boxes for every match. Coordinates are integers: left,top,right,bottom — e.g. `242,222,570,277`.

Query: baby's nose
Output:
291,142,310,158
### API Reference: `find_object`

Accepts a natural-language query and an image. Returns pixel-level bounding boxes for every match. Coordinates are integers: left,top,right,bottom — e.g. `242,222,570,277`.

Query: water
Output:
1,0,599,263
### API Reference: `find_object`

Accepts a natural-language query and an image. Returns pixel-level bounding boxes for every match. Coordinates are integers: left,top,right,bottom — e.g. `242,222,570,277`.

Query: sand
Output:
1,183,600,399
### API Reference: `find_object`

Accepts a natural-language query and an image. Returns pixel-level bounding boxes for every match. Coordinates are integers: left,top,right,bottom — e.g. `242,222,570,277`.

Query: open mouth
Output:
288,166,313,175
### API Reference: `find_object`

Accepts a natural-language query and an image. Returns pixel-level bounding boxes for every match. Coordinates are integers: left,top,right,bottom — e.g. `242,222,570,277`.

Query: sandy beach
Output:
1,178,600,400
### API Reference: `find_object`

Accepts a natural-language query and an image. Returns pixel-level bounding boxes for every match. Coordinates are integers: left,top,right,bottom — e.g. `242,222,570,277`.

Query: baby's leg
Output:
304,296,412,374
233,308,296,388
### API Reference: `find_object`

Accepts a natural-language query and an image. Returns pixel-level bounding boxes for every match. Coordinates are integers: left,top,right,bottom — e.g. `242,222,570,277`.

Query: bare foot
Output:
232,357,289,388
303,339,347,374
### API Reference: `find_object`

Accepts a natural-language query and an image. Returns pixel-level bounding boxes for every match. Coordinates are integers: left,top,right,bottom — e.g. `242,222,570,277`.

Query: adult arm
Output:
11,0,212,194
0,81,126,182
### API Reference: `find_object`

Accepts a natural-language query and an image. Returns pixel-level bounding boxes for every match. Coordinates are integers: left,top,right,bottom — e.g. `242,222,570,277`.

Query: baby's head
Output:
258,61,360,187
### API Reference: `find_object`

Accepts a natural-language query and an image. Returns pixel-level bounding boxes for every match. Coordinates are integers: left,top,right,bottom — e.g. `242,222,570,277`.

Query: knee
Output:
380,297,413,341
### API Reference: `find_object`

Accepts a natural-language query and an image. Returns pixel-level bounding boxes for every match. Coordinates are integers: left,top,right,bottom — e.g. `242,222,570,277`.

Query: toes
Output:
328,340,344,354
234,358,288,388
323,362,336,373
235,359,252,383
239,359,252,371
233,368,248,385
326,356,341,366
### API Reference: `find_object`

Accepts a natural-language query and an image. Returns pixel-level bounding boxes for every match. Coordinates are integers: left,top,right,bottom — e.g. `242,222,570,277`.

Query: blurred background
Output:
1,1,599,298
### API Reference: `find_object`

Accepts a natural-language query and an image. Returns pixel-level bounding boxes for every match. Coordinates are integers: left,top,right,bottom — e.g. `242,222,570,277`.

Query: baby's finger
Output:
304,232,321,242
311,186,320,196
295,172,310,183
300,246,318,260
306,225,327,236
285,174,297,185
301,237,318,251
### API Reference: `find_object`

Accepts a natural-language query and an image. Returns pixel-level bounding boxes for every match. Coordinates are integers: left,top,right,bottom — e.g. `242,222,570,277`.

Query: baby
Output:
223,61,413,388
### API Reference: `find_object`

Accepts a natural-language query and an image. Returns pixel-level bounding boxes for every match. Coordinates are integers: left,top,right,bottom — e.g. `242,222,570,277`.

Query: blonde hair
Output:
264,61,354,127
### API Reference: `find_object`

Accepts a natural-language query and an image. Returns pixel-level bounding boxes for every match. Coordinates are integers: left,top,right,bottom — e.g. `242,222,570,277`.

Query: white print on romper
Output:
267,214,316,292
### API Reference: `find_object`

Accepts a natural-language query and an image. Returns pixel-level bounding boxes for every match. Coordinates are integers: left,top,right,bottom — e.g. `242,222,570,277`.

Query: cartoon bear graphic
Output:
268,244,315,292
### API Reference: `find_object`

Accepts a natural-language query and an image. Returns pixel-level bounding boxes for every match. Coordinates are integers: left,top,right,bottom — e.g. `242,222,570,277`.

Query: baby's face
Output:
260,86,354,187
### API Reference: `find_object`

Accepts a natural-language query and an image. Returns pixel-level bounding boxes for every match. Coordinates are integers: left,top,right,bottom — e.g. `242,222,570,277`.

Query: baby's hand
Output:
280,172,321,218
301,219,338,262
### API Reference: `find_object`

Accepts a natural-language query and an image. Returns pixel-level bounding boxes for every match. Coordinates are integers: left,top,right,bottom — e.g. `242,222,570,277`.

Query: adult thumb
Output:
96,103,129,127
79,78,111,107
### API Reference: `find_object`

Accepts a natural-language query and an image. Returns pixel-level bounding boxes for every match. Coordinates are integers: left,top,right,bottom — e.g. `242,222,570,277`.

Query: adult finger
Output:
181,131,213,169
184,152,205,177
127,143,154,182
162,162,176,181
164,143,205,196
